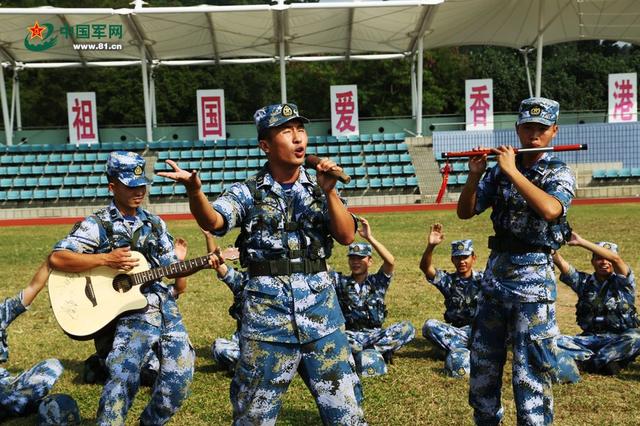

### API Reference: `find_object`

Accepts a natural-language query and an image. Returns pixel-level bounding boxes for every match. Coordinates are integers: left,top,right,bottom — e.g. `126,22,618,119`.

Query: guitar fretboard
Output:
131,255,211,285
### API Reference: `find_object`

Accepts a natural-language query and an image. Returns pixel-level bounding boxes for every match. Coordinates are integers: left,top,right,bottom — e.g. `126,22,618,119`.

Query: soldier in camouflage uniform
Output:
419,223,482,378
457,97,575,425
0,261,66,420
160,103,365,425
331,217,415,374
49,151,207,426
553,232,640,374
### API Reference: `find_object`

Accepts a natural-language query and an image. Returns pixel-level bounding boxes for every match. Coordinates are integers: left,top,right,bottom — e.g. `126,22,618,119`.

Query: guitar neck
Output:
130,254,211,286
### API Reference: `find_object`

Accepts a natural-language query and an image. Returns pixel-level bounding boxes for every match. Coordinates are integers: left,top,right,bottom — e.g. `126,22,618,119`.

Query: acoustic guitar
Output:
48,251,215,339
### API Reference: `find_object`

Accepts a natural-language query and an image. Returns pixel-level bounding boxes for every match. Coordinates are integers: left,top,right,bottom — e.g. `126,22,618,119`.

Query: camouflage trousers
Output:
470,295,559,426
0,293,27,363
568,328,640,371
212,332,241,373
0,358,63,418
345,321,416,355
97,294,195,426
231,329,366,425
422,320,471,377
424,320,591,383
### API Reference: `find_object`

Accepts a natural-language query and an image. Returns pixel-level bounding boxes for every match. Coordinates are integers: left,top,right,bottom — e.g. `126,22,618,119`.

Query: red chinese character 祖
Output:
613,79,635,121
334,91,356,132
71,99,95,140
469,85,490,127
201,96,222,138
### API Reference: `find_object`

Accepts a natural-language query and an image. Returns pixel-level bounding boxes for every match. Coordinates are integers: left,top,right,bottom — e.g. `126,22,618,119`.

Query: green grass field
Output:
3,203,640,425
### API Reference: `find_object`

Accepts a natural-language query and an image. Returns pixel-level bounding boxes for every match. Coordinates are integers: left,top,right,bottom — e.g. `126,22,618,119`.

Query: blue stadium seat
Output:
447,175,458,185
13,178,26,188
97,152,110,162
363,144,375,153
394,132,406,141
85,153,98,162
354,167,367,177
83,187,97,198
0,178,12,188
397,143,408,152
403,165,416,175
31,165,44,175
327,136,338,144
337,136,348,143
44,165,57,175
46,189,59,199
235,170,248,180
372,134,383,142
632,168,640,177
376,154,389,164
619,168,631,178
400,153,411,163
605,169,619,179
63,176,76,186
20,189,33,200
248,159,260,169
36,154,49,163
19,166,32,175
47,154,62,164
69,164,82,174
97,187,110,198
88,175,101,185
174,186,186,195
381,177,394,187
328,146,340,155
50,177,64,186
248,148,261,157
379,165,391,176
339,145,351,154
388,154,400,164
373,144,386,153
7,190,20,201
58,188,72,199
223,160,236,169
385,143,397,152
201,160,214,169
365,155,377,164
158,151,171,160
369,178,381,188
452,162,466,172
211,171,224,181
348,135,360,143
4,166,18,176
150,186,162,196
76,176,89,185
407,176,418,187
236,159,248,169
458,175,468,184
367,166,380,176
223,171,235,180
393,177,407,187
26,177,38,187
383,134,395,142
391,166,403,175
359,134,371,143
349,144,363,154
80,164,94,173
161,186,174,196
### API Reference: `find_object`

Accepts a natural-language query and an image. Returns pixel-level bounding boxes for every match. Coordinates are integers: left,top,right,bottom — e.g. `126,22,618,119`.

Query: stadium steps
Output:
404,137,441,203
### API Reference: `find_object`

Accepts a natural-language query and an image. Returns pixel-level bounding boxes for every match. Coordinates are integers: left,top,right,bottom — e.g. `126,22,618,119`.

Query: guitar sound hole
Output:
113,274,133,293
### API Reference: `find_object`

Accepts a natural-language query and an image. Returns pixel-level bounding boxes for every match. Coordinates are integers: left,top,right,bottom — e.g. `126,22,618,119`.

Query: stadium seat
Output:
367,166,380,176
0,178,11,188
605,169,619,179
388,154,400,164
385,143,397,152
13,178,26,188
337,136,348,143
363,144,375,153
50,177,64,186
328,146,340,155
327,136,338,144
394,132,406,141
88,175,101,185
46,189,59,199
26,177,38,187
632,168,640,177
400,153,412,163
63,176,76,186
83,187,97,198
372,134,383,142
403,165,416,175
452,162,466,172
20,189,34,200
458,174,468,184
359,134,371,143
18,166,32,175
97,187,110,198
69,164,82,173
447,175,458,185
356,179,369,190
383,134,395,142
317,146,328,155
397,142,409,151
407,176,418,187
58,188,72,199
391,166,403,175
393,177,407,187
619,168,631,178
7,190,20,201
354,167,367,177
374,144,386,153
381,177,394,187
369,178,382,188
376,154,389,164
339,145,351,154
379,165,391,176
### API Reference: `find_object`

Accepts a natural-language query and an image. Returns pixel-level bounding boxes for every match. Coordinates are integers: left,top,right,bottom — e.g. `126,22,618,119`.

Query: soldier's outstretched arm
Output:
551,249,571,276
357,217,394,274
419,223,444,280
568,231,629,276
158,159,226,232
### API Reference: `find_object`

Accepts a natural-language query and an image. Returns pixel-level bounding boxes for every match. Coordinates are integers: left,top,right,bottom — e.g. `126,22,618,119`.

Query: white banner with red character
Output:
465,79,493,131
197,89,226,141
608,73,637,123
330,85,359,136
67,92,99,145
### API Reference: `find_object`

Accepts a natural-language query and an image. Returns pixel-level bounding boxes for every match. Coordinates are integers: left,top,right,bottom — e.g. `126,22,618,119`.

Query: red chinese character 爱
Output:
335,91,356,132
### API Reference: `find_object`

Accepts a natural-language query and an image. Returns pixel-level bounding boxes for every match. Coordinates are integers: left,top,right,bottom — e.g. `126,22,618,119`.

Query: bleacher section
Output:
0,133,417,206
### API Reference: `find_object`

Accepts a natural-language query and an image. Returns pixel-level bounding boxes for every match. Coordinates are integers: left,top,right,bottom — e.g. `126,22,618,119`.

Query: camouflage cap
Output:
517,97,560,126
37,394,81,426
451,239,473,257
596,241,618,253
355,349,387,377
254,103,309,135
348,242,372,257
106,151,150,188
445,348,470,378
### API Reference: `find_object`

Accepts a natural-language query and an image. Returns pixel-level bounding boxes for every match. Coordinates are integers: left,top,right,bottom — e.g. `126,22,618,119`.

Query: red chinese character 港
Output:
71,99,95,140
613,79,635,121
335,91,356,132
469,85,490,127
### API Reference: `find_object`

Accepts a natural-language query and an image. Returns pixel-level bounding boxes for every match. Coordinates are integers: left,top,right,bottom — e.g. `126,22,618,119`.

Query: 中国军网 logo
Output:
24,20,58,52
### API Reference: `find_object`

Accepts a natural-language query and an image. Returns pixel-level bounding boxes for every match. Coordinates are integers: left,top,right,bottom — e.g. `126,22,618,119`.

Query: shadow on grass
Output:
59,357,90,385
277,407,326,425
194,345,233,376
395,338,447,361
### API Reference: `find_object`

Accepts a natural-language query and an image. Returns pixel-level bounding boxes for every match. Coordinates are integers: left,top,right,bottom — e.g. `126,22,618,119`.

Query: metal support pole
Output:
0,65,12,145
140,47,153,142
410,59,417,119
416,37,424,137
150,66,157,128
535,0,544,97
279,39,287,104
14,69,21,131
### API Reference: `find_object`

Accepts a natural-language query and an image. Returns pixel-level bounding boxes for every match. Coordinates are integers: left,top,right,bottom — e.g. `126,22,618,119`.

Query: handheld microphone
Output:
304,155,352,184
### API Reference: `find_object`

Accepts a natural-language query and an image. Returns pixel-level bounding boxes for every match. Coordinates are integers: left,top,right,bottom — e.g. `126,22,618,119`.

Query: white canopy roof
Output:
0,1,442,68
426,0,640,50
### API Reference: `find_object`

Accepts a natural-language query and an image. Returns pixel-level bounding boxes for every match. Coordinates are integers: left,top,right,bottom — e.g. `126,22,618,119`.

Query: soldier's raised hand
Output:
357,217,373,240
428,223,445,246
175,238,188,261
157,159,202,192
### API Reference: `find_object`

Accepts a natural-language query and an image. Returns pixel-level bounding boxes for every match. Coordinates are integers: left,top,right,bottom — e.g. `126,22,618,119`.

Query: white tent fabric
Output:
0,2,441,66
426,0,640,49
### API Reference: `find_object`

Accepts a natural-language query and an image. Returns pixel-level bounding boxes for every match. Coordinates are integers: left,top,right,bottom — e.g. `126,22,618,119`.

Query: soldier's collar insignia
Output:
133,166,143,176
